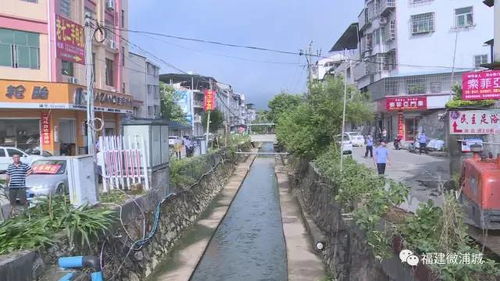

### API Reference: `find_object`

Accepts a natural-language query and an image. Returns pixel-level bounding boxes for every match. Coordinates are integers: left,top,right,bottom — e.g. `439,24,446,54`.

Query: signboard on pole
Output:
385,96,427,111
41,112,51,145
175,90,193,124
462,70,500,100
204,89,216,111
449,110,500,134
56,15,85,64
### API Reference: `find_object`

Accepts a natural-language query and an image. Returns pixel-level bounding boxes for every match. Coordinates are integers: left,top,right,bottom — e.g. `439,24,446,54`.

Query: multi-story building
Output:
128,52,160,119
0,0,131,155
339,0,494,141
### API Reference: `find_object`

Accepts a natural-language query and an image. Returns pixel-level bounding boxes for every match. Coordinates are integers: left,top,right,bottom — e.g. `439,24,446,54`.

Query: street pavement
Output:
352,146,450,212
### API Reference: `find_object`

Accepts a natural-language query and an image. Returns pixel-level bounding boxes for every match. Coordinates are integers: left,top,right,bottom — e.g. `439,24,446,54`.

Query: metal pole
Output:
85,17,95,156
340,67,348,171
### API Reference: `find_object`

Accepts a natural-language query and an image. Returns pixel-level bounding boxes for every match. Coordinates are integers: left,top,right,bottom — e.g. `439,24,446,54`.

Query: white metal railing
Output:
98,135,150,192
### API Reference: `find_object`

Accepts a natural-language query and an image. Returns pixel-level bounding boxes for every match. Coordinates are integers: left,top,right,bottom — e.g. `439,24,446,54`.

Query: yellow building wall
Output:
0,0,48,23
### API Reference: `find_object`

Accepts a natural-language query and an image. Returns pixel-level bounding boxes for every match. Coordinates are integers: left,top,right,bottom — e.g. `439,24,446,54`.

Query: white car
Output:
346,132,365,147
0,147,42,172
336,134,353,155
168,136,180,146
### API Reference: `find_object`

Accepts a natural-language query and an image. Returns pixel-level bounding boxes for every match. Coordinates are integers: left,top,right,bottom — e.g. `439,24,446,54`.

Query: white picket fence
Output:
98,135,150,192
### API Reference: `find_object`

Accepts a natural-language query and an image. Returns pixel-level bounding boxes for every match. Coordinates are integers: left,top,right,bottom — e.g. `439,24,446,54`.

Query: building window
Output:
374,29,381,45
0,28,40,69
121,10,125,28
21,0,38,3
430,82,442,93
92,53,96,81
61,60,73,76
121,47,125,66
455,7,473,28
148,106,153,116
411,13,434,35
122,82,126,93
407,79,426,95
105,59,114,86
474,55,488,68
59,0,71,17
410,0,433,4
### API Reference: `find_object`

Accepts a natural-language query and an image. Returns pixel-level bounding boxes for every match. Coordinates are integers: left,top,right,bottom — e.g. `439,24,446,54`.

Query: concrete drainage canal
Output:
149,142,288,281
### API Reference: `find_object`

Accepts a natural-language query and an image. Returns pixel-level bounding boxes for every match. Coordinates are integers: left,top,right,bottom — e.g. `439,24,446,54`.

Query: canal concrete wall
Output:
0,150,247,281
290,160,420,281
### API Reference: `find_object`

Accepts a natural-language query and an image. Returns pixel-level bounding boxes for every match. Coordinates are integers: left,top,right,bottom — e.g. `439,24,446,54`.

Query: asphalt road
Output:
352,146,450,212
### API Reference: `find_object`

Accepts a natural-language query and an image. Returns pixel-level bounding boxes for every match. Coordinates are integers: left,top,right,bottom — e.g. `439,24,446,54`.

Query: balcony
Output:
379,0,395,17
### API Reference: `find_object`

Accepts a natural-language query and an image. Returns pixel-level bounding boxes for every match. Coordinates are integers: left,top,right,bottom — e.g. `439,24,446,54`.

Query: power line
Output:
105,25,473,71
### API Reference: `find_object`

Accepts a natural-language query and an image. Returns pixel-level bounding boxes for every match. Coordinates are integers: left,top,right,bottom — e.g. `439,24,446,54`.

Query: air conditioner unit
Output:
379,17,388,25
68,77,79,84
106,0,115,10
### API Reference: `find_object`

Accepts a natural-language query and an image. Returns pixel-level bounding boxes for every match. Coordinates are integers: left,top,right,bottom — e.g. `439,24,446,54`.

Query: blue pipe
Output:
91,272,104,281
58,256,84,269
58,273,75,281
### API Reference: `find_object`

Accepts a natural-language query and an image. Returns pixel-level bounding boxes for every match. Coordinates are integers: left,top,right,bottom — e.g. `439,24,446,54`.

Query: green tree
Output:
275,76,373,158
268,93,303,123
202,109,224,133
159,82,186,123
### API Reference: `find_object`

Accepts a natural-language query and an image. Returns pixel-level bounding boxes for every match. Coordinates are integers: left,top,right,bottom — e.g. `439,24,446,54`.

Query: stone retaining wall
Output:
0,151,244,281
290,160,421,281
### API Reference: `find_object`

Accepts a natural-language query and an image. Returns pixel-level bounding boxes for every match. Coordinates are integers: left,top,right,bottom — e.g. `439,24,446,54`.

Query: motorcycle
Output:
393,137,402,150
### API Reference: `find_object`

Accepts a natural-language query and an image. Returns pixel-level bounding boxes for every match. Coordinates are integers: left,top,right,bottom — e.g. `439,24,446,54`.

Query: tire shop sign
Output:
73,87,132,108
449,110,500,134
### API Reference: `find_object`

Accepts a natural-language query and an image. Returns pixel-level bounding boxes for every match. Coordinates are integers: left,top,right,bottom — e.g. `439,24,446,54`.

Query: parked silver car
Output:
26,158,68,199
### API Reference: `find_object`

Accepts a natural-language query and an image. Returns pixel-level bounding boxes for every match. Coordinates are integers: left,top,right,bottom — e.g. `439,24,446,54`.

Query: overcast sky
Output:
129,1,363,109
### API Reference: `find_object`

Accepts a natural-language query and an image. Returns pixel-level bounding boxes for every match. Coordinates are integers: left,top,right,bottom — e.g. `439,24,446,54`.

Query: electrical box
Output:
67,155,98,207
122,119,169,169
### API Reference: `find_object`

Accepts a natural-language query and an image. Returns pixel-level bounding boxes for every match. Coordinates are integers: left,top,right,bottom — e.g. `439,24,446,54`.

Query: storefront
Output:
377,95,449,142
0,80,132,156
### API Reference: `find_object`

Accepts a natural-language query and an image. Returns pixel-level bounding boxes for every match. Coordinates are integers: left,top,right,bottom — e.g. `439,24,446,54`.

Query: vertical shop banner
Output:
204,89,216,111
55,15,85,64
449,110,500,134
175,90,193,124
397,112,404,138
41,112,51,145
462,70,500,100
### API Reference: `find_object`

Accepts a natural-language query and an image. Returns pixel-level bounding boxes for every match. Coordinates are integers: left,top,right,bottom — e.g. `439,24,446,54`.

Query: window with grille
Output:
474,55,488,67
455,7,473,28
0,28,40,69
61,60,73,76
105,59,114,86
390,20,396,40
430,82,442,93
366,33,373,50
407,79,426,95
59,0,71,17
411,13,434,35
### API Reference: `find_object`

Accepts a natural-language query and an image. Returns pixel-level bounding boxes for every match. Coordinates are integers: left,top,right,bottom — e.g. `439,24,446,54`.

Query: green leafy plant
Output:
0,195,116,254
446,84,496,109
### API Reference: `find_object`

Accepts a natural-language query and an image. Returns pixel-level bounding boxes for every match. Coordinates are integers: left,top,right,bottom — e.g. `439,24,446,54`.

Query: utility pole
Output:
84,16,95,156
340,65,348,172
304,41,313,88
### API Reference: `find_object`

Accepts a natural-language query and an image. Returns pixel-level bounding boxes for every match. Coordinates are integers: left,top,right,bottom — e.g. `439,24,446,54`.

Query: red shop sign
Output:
56,15,85,64
41,112,51,145
385,96,427,111
203,89,216,111
462,70,500,100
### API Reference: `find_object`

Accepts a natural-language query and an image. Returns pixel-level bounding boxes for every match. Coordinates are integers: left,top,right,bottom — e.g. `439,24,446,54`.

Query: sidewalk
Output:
352,147,450,212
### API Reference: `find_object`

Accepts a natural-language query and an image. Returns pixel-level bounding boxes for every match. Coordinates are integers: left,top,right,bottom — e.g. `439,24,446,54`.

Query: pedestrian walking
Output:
6,153,32,214
364,135,373,158
374,141,390,175
418,131,427,154
174,138,183,159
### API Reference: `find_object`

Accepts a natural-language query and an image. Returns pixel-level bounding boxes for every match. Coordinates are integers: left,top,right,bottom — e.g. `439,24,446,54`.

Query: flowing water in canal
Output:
149,143,287,281
191,143,287,281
